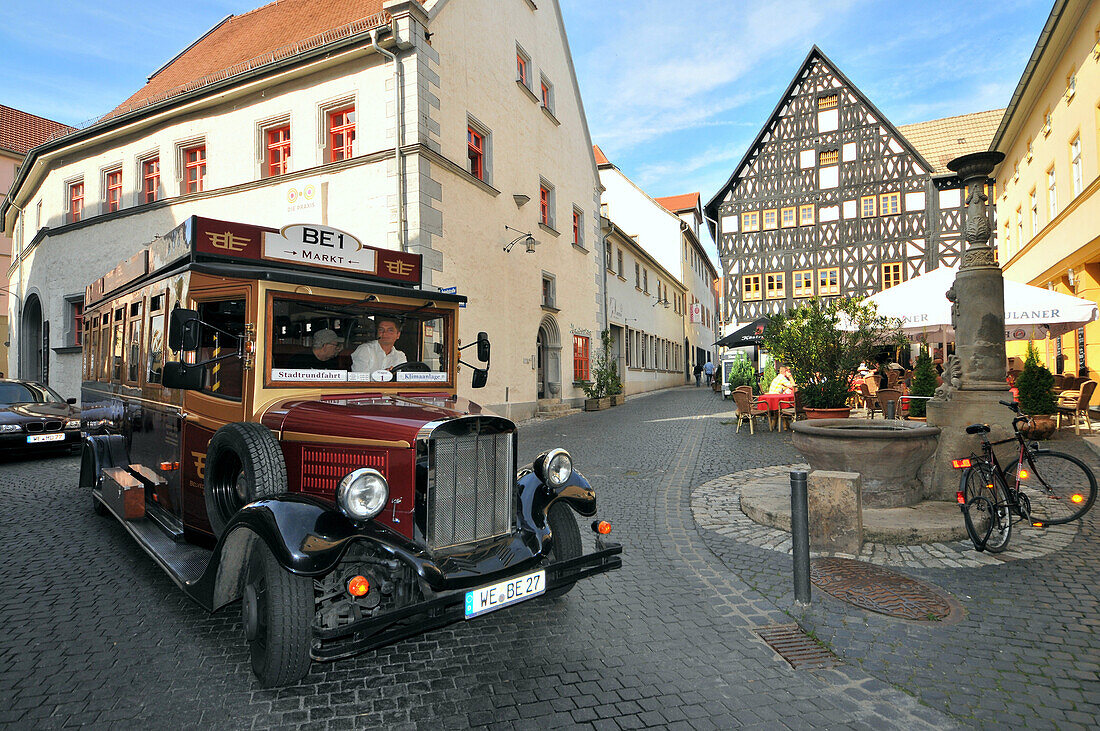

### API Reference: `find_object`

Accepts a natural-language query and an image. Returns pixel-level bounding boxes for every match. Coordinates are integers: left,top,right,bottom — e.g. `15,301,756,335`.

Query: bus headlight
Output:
336,468,389,521
535,448,573,487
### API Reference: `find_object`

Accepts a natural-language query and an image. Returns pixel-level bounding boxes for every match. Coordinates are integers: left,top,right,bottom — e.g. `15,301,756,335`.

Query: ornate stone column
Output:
925,151,1014,500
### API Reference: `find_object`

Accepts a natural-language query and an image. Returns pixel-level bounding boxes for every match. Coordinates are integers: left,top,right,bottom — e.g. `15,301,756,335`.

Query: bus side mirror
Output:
476,332,490,363
472,368,488,389
168,308,201,352
162,362,205,391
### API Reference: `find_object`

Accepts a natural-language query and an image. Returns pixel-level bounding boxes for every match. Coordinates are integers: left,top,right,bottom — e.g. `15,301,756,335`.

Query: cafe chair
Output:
859,383,880,418
732,389,771,435
779,392,803,431
1057,380,1096,435
875,388,904,420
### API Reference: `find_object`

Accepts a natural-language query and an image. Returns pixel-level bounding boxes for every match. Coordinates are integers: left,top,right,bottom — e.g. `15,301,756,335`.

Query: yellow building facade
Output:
995,0,1100,376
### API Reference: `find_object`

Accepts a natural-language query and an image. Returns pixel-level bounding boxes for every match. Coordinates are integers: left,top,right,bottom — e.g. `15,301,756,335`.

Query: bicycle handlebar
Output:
1000,399,1020,412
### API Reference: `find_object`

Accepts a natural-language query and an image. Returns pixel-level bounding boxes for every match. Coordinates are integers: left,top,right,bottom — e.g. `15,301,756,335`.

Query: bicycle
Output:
954,400,1098,552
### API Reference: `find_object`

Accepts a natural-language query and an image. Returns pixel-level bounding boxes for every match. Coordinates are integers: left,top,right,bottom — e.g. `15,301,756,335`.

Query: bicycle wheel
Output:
1004,451,1098,525
960,466,1012,552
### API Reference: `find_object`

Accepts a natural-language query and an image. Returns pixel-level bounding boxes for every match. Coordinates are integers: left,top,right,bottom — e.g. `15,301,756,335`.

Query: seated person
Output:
286,328,342,369
767,366,795,394
351,317,408,373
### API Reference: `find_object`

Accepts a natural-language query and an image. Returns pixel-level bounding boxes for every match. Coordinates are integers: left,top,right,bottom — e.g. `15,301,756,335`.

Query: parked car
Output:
0,379,81,454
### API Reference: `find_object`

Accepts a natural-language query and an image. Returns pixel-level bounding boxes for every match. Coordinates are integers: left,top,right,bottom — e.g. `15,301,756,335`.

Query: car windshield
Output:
0,383,63,405
269,296,450,386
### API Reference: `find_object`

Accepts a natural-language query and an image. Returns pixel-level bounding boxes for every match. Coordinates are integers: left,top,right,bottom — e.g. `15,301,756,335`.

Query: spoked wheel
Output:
543,501,582,600
241,540,315,687
1004,451,1097,525
960,467,1012,552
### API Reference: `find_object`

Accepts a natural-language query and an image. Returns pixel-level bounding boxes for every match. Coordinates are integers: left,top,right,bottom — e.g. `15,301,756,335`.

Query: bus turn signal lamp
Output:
952,459,971,469
956,492,966,505
591,520,612,535
347,576,369,597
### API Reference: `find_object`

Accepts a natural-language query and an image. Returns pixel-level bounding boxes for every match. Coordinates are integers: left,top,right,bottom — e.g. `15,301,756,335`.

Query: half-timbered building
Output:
705,46,1000,326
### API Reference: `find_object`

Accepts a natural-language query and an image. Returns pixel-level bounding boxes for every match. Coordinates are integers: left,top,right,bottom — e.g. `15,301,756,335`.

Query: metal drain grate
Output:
755,624,838,669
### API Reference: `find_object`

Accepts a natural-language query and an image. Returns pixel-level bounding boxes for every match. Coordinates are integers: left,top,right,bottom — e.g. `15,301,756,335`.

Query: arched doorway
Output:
536,315,562,400
21,293,43,383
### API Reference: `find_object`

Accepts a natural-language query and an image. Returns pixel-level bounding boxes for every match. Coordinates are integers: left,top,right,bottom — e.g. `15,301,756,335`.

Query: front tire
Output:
1004,451,1097,525
80,444,109,517
204,422,287,536
241,540,314,688
544,501,582,599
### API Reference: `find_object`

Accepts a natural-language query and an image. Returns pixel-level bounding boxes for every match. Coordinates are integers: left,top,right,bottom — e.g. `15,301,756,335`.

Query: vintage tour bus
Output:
79,216,621,686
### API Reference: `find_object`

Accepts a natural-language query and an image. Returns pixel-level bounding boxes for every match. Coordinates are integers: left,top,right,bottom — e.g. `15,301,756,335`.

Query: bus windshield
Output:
268,296,449,385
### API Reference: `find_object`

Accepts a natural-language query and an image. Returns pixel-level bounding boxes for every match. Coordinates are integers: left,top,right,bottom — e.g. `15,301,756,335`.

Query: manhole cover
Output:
810,557,963,623
755,624,838,669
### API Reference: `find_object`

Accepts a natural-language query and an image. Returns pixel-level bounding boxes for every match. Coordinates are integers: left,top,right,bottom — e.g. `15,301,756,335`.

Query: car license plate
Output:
464,569,545,619
27,433,65,443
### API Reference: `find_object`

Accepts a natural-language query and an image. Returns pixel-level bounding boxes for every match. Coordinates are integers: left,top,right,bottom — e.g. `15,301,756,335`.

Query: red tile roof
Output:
898,109,1004,174
654,193,700,214
0,105,76,156
592,145,610,166
109,0,411,118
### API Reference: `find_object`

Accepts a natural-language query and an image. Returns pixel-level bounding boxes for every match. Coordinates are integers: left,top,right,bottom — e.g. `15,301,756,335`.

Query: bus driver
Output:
351,317,408,373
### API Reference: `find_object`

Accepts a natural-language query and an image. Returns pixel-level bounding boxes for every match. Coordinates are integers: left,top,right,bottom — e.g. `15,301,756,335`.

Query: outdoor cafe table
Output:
755,392,794,429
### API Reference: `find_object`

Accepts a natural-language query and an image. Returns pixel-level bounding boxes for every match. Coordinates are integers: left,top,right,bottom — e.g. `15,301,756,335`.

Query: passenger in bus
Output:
351,318,408,373
287,328,342,370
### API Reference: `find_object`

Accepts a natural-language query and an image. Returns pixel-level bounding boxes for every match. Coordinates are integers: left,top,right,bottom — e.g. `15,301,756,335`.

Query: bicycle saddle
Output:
965,423,991,435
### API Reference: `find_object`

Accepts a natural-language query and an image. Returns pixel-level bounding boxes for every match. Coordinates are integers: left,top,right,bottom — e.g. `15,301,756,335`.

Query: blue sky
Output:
2,0,1053,260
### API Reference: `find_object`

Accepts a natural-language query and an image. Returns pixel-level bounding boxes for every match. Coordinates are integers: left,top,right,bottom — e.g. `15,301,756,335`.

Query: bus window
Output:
87,316,99,380
111,307,125,382
147,295,165,385
196,299,246,400
127,302,143,383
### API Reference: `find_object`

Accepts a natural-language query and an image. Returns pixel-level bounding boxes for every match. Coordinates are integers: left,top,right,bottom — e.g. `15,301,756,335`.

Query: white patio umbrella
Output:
864,266,1098,342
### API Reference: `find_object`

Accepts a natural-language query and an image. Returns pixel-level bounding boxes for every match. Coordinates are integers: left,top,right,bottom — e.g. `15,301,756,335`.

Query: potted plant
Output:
583,330,619,410
907,349,937,421
725,353,755,398
760,297,904,418
758,361,777,396
1015,340,1057,439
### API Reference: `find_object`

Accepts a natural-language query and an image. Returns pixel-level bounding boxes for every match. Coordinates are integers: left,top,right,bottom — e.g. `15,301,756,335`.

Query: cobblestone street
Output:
1,386,1097,728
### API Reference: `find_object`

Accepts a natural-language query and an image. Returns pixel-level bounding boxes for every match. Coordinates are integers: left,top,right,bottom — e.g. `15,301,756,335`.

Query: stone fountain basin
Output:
791,419,941,508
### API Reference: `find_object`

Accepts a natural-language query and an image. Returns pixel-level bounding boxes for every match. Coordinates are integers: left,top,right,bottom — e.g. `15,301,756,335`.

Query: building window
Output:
573,335,590,382
467,126,484,180
762,209,777,230
1071,136,1083,198
516,47,530,87
540,75,553,112
1067,72,1077,100
573,207,583,247
1047,166,1058,218
105,170,122,213
781,206,796,227
765,272,785,299
860,195,876,218
1016,209,1024,252
541,273,556,308
882,263,902,290
792,270,814,297
741,211,759,232
1030,189,1039,237
617,249,623,276
328,107,355,162
818,94,838,110
819,149,838,166
69,298,84,346
635,262,641,289
182,145,206,194
818,268,839,295
879,192,900,215
266,125,291,177
539,181,556,228
799,204,814,225
142,158,160,204
68,181,84,223
643,269,648,294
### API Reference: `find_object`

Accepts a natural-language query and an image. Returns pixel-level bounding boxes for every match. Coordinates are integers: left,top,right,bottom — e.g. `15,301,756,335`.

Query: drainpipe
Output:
5,199,26,377
371,27,406,252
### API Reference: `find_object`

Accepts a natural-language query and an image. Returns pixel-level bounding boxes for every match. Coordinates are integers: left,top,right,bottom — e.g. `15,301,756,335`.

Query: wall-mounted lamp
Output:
1067,268,1076,287
504,224,538,253
651,296,670,308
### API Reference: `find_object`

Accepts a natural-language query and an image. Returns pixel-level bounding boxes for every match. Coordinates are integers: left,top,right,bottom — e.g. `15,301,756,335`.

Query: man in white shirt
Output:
351,318,408,373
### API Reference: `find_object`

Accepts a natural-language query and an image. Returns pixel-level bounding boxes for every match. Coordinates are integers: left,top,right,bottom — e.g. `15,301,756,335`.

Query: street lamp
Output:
503,224,538,253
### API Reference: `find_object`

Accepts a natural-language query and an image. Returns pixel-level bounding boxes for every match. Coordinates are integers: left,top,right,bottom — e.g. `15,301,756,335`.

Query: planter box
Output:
609,394,625,406
584,397,610,411
804,407,852,419
1019,414,1056,440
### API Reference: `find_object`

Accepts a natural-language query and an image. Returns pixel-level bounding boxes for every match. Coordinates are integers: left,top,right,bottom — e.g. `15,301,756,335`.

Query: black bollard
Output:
790,470,811,603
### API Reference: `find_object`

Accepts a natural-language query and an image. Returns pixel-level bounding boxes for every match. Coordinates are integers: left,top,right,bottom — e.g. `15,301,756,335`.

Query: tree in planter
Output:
726,353,755,397
759,297,904,410
582,330,621,401
907,349,937,418
1015,340,1057,417
759,360,777,395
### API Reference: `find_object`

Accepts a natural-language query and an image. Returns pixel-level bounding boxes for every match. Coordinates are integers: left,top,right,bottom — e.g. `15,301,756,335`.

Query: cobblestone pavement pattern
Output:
0,386,1054,728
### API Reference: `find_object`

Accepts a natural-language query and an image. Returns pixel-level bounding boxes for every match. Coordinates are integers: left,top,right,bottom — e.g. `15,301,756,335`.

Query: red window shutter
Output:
184,146,206,193
540,186,549,225
106,171,122,213
329,107,356,162
467,127,483,180
143,158,160,203
267,125,291,177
